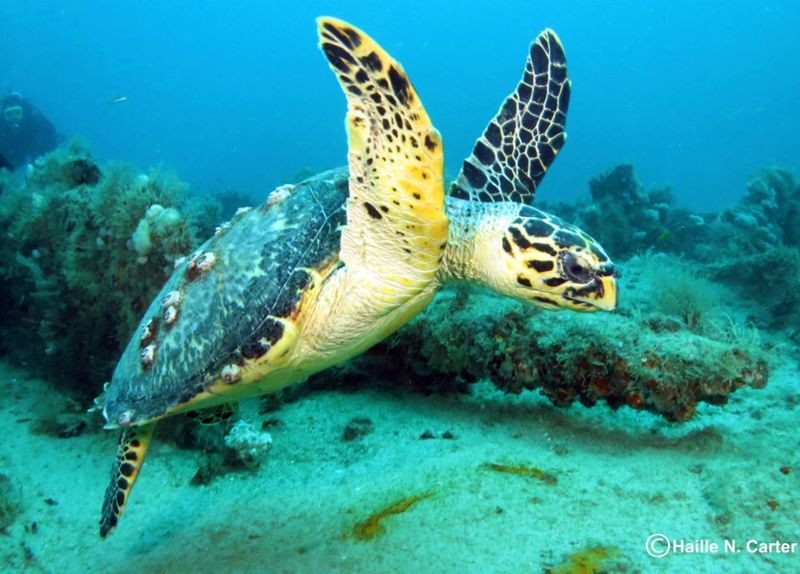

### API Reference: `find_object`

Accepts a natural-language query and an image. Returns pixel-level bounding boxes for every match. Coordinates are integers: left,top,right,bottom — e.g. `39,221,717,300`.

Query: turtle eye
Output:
561,251,593,283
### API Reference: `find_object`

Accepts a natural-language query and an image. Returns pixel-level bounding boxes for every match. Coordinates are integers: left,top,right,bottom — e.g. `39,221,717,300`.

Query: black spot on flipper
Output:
473,141,495,166
119,463,135,477
360,51,383,71
364,202,383,219
462,161,487,188
517,81,532,101
550,63,568,83
387,65,411,107
323,22,362,50
321,42,356,73
355,69,369,84
500,97,517,121
517,275,532,287
450,183,470,200
485,122,502,147
347,85,363,96
538,143,556,167
531,41,548,74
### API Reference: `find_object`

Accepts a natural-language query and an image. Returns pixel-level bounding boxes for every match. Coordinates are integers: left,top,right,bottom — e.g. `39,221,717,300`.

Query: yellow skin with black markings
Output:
96,17,617,537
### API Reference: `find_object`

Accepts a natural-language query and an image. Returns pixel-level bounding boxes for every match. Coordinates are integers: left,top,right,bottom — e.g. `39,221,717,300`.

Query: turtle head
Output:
497,206,617,311
442,202,617,312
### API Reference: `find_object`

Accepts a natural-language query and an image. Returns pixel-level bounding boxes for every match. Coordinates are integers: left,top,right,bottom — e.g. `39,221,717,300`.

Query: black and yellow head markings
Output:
451,29,570,205
502,206,616,311
99,422,154,538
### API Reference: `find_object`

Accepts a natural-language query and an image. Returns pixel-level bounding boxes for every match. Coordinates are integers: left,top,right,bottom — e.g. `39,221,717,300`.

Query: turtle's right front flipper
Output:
99,422,155,538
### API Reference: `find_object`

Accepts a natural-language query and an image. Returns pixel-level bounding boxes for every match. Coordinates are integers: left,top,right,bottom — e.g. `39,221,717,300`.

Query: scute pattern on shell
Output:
102,168,350,424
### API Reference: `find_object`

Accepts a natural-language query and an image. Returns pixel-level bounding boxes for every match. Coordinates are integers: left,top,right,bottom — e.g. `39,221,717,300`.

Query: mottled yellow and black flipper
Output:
99,422,155,538
451,29,571,205
318,17,447,299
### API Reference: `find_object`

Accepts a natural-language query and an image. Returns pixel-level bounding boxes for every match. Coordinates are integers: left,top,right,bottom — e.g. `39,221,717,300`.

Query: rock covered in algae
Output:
357,253,768,422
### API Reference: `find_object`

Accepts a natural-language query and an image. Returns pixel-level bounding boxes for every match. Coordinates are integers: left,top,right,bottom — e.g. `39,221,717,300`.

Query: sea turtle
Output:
95,17,617,537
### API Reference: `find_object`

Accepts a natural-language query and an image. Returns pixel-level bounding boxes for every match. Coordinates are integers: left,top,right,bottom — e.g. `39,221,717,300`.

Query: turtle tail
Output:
99,422,156,538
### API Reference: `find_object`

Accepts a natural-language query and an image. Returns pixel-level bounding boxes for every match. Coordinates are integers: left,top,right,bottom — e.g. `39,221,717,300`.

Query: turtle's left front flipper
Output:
318,17,448,302
99,422,155,538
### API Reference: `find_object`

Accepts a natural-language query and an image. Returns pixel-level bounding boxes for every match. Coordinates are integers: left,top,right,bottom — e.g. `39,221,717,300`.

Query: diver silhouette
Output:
0,92,57,170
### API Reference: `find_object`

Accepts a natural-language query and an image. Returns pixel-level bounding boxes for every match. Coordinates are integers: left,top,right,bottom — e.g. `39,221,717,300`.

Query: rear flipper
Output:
99,422,155,538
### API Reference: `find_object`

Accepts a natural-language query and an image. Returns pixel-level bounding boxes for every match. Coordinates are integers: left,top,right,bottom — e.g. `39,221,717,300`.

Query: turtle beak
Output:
565,274,617,311
593,275,617,311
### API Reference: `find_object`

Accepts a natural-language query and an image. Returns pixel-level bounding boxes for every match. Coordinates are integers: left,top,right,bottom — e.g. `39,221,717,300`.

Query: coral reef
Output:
0,142,197,393
542,163,800,332
541,164,707,259
699,168,800,329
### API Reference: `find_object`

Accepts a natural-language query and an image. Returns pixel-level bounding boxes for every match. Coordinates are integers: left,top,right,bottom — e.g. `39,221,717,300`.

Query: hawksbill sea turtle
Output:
93,16,617,537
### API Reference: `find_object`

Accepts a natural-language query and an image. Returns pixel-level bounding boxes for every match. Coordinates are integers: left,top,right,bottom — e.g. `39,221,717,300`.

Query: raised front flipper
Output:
318,17,448,302
451,29,571,205
99,422,155,538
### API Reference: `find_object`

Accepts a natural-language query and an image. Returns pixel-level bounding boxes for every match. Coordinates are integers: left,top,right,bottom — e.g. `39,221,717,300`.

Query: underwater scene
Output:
0,1,798,573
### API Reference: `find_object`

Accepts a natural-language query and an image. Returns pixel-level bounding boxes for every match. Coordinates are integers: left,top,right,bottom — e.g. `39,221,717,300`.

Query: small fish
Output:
108,96,128,104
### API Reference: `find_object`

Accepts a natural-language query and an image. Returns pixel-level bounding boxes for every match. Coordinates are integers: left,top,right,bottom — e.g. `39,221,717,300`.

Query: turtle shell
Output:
102,167,349,425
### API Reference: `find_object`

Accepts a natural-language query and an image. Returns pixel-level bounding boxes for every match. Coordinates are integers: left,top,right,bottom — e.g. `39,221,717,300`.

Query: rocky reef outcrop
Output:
337,254,768,422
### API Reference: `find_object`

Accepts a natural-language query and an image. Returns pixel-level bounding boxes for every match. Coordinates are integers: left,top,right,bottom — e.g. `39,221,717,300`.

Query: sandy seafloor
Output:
0,350,797,574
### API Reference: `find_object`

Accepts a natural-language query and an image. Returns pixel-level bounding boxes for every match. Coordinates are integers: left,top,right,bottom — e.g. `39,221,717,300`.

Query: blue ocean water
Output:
1,1,797,211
